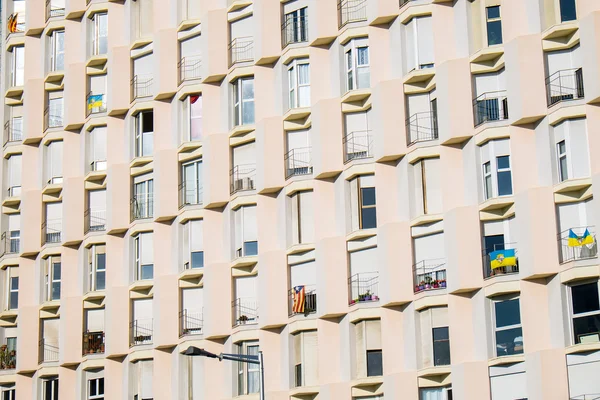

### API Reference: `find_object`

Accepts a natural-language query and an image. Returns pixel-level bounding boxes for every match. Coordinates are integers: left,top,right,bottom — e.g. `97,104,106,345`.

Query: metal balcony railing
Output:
42,219,62,245
3,120,23,145
348,272,379,305
406,112,439,146
232,298,258,327
89,159,107,173
413,259,447,293
130,319,153,347
558,226,598,264
178,55,202,84
178,180,203,209
130,194,154,222
284,147,313,179
86,92,107,117
84,209,106,234
546,68,584,107
343,130,373,163
82,331,105,355
570,395,600,400
228,37,254,67
7,186,21,198
473,90,509,127
179,309,203,337
230,164,256,195
43,107,63,131
281,14,308,48
130,75,154,101
338,0,367,28
482,243,519,279
0,341,16,370
46,0,65,21
288,285,317,316
38,339,59,363
399,0,414,8
0,232,20,256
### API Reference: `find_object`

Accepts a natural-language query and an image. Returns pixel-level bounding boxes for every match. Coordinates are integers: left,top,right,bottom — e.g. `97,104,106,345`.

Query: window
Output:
87,74,107,115
419,387,453,400
46,94,64,129
182,219,204,270
412,157,442,216
134,110,154,158
496,156,512,196
557,140,568,182
181,159,203,206
44,256,62,302
560,0,577,22
132,176,154,220
480,140,512,200
231,142,257,194
493,297,523,356
345,39,370,92
44,202,63,244
90,12,108,56
552,118,589,183
7,267,18,310
7,154,22,197
9,114,23,142
570,282,600,344
180,287,203,335
233,205,258,258
404,15,434,71
235,341,259,396
42,378,59,400
350,175,377,231
134,232,154,280
86,189,107,233
288,59,310,109
133,360,153,399
486,6,503,46
483,162,492,200
89,127,107,172
6,214,20,254
354,320,382,378
1,388,15,400
232,77,255,127
48,30,65,72
131,299,153,346
181,94,203,142
282,7,308,47
289,191,314,246
179,34,202,82
292,331,318,387
88,377,104,400
11,46,24,87
433,327,450,366
88,245,106,292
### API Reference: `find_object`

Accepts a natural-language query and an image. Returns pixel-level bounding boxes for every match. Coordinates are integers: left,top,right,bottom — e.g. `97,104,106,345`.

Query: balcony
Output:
281,14,308,48
86,93,107,117
130,319,153,347
130,194,154,222
343,130,373,163
232,298,258,327
84,209,106,234
0,341,16,370
7,186,21,199
482,243,519,279
130,75,154,101
179,309,203,337
178,180,203,209
348,272,379,305
42,219,62,245
38,339,59,363
406,112,439,146
558,226,598,264
473,90,509,127
284,147,313,179
230,164,256,195
178,56,202,84
43,107,63,132
45,0,65,21
288,285,317,317
228,37,254,67
3,120,22,145
338,0,367,28
0,232,20,257
82,331,105,355
413,259,447,293
546,68,584,107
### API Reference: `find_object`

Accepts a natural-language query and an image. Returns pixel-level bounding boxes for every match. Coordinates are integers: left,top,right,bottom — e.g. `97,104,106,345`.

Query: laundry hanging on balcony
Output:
490,249,517,270
292,286,305,314
568,228,594,247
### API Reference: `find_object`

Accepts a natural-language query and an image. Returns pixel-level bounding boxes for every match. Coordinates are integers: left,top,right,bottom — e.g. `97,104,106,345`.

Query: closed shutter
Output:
8,215,20,232
349,247,378,276
234,208,243,254
423,158,442,215
89,190,106,213
182,221,190,267
286,129,310,152
230,15,253,40
46,202,63,222
8,155,21,188
291,193,300,245
349,177,360,232
567,352,600,398
235,276,257,300
365,320,382,350
90,127,107,165
180,34,201,58
557,202,586,232
89,75,106,96
355,322,366,378
416,16,434,67
289,259,316,288
299,191,314,244
293,333,302,382
413,232,445,262
191,220,203,253
243,206,257,245
474,72,501,97
232,142,256,167
182,287,203,313
405,18,416,72
133,299,153,321
567,119,590,180
140,233,154,266
140,360,154,399
86,308,105,332
43,318,60,345
133,53,153,77
302,331,318,387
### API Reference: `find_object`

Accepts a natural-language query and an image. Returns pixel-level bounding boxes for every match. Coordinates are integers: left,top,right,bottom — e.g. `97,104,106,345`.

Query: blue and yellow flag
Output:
568,228,594,247
87,95,103,110
490,249,517,270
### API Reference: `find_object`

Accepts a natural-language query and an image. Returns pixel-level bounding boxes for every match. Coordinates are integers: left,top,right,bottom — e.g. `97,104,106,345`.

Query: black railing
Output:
178,180,203,209
0,232,20,256
482,243,519,279
413,259,447,293
130,194,154,222
86,92,107,117
399,0,413,7
284,147,312,179
130,319,153,347
406,112,438,146
558,226,598,264
43,106,63,131
42,219,62,245
570,395,600,400
343,130,373,163
228,37,254,67
546,68,584,107
82,331,105,355
38,339,59,363
473,90,509,127
178,55,202,84
3,120,23,145
46,0,65,21
131,75,154,101
288,285,317,316
348,272,379,305
232,298,258,327
338,0,367,28
281,14,308,48
230,164,256,195
0,341,16,370
179,309,203,337
84,209,106,234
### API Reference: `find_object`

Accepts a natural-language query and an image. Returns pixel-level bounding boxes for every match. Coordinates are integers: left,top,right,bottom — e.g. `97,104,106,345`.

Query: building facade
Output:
0,0,600,399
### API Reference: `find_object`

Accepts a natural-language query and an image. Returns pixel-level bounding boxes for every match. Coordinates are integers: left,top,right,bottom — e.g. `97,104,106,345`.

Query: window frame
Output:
495,155,513,197
11,45,25,87
91,12,108,56
182,219,205,270
42,377,59,400
88,377,104,400
234,205,258,258
287,59,310,110
568,280,600,345
432,326,451,366
345,40,370,92
1,388,15,400
232,77,255,127
132,177,154,220
134,110,154,158
44,256,62,302
181,158,203,206
235,341,260,396
47,95,64,129
485,5,503,46
7,267,18,310
283,7,308,46
357,177,377,230
88,244,106,292
134,232,154,281
557,139,569,182
49,29,65,72
491,295,524,357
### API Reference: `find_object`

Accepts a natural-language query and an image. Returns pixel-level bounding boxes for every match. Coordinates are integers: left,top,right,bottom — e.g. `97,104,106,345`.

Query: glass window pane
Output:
487,6,500,19
99,378,104,394
494,298,521,328
141,264,154,280
361,207,377,229
96,271,106,291
357,47,369,66
572,283,600,315
573,314,600,344
361,187,376,207
52,282,61,300
487,20,503,46
560,0,577,22
433,327,451,366
242,79,254,100
497,171,513,196
366,350,383,376
497,155,510,169
495,326,523,356
9,292,18,309
10,277,18,290
244,241,258,256
191,251,204,269
90,379,97,396
242,101,255,125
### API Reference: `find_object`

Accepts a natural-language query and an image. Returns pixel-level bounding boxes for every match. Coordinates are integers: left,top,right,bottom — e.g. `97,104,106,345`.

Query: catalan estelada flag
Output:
8,14,18,33
490,249,517,270
568,228,595,247
87,94,103,110
292,286,305,314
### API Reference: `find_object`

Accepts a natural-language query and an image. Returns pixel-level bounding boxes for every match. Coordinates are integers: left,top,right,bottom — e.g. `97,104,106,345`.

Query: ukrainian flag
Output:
568,228,594,247
490,249,517,270
87,95,103,110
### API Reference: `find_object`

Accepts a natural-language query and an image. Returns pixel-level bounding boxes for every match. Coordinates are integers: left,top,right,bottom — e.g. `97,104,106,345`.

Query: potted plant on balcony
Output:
0,345,7,369
238,315,249,324
418,280,425,292
433,280,440,289
424,276,433,290
364,290,372,301
439,279,447,288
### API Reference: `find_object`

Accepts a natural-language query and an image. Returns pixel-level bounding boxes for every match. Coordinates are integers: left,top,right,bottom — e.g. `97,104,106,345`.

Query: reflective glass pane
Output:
96,271,106,291
497,170,513,196
560,0,577,22
191,251,204,269
573,314,600,344
487,6,500,19
366,350,383,376
572,283,600,315
141,264,154,280
487,20,503,46
361,207,377,229
497,155,510,169
242,100,255,125
494,298,521,328
495,326,523,356
361,187,376,207
244,241,258,256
